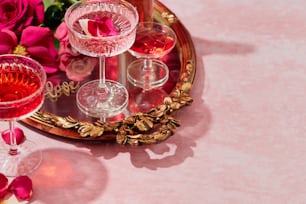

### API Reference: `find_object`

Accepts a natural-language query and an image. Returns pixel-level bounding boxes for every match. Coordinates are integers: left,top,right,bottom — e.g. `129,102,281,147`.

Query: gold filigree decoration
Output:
31,60,194,145
161,12,176,24
45,81,80,101
34,91,192,145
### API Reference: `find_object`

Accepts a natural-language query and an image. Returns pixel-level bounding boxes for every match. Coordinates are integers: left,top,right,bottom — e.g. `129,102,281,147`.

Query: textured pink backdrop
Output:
1,0,306,203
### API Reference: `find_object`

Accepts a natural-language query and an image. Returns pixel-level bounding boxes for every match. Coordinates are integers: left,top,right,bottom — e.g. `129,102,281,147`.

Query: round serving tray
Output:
22,1,196,145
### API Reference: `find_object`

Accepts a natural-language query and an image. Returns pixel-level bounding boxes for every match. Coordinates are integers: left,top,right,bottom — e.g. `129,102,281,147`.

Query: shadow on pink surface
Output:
194,37,255,56
28,148,107,204
67,39,210,170
26,37,255,172
70,96,211,170
68,37,255,170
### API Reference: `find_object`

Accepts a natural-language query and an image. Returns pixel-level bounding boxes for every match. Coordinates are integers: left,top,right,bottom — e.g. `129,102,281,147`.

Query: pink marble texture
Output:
1,0,306,203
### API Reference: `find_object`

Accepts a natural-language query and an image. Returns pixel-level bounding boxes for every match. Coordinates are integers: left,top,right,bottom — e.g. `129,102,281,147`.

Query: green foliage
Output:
43,0,55,11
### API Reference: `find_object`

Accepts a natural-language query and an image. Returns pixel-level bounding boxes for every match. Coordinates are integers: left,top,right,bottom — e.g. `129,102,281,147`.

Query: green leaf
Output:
54,38,60,49
43,0,55,11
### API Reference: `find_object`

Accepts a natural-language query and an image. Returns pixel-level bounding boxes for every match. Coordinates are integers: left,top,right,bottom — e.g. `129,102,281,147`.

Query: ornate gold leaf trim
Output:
161,11,176,24
32,60,194,145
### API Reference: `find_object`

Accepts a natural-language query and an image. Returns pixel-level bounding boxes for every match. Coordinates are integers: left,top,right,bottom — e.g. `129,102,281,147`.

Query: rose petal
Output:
0,173,8,200
1,128,26,145
54,22,69,41
98,16,119,36
19,26,59,73
0,29,18,54
79,19,90,35
28,0,44,25
88,19,99,36
20,26,58,59
80,16,119,37
8,176,33,201
43,64,60,74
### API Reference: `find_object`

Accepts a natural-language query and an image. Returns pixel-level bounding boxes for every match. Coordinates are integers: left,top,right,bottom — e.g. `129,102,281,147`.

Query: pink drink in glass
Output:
0,63,44,120
68,8,136,57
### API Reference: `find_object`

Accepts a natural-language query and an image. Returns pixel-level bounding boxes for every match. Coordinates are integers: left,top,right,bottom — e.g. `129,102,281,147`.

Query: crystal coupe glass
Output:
65,0,139,119
0,54,46,177
127,21,177,90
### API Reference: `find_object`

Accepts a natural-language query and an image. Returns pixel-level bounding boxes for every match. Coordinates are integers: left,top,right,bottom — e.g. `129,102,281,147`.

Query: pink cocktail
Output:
127,22,177,90
0,54,46,177
65,0,139,119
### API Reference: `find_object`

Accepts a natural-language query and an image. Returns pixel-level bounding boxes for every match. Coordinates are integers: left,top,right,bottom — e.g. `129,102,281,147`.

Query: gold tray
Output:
22,1,196,145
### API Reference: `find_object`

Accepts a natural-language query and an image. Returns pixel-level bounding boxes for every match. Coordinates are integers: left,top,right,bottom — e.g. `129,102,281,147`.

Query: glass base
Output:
76,79,129,118
127,59,169,90
0,139,42,177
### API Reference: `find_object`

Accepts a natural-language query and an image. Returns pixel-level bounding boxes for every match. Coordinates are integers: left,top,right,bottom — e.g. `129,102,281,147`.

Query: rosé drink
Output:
66,3,138,57
127,22,176,90
65,0,139,119
129,22,176,59
129,28,176,58
0,64,44,120
0,54,46,177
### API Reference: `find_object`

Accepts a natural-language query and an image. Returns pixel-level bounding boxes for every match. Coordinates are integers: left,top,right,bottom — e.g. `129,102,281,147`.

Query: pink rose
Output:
55,22,79,57
0,0,44,34
54,22,69,42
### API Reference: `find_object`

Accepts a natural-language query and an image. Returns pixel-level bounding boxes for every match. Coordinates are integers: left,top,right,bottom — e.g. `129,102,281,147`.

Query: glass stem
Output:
143,58,153,90
144,58,153,69
99,55,106,89
9,120,18,156
100,115,106,123
97,55,109,121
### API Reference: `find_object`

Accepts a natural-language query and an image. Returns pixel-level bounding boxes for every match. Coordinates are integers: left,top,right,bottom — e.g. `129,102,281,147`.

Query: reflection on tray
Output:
43,48,180,122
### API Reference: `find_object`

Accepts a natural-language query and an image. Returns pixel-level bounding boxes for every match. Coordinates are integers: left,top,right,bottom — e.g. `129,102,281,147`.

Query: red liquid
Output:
130,29,175,56
0,64,43,119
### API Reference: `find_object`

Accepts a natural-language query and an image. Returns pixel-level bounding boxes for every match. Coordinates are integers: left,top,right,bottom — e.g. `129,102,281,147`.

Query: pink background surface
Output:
2,0,306,203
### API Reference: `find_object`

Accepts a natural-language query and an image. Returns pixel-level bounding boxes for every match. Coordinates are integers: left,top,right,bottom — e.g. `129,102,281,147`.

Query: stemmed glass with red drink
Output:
127,22,177,112
127,21,177,90
0,54,46,177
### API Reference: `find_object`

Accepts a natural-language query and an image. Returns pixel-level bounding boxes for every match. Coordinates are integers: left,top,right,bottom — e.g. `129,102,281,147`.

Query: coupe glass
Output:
127,21,177,90
0,54,46,177
64,0,139,120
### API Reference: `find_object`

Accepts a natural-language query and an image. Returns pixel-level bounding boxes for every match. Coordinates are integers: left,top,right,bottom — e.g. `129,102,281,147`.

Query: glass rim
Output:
64,0,139,40
0,54,47,107
137,21,177,45
129,21,177,58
